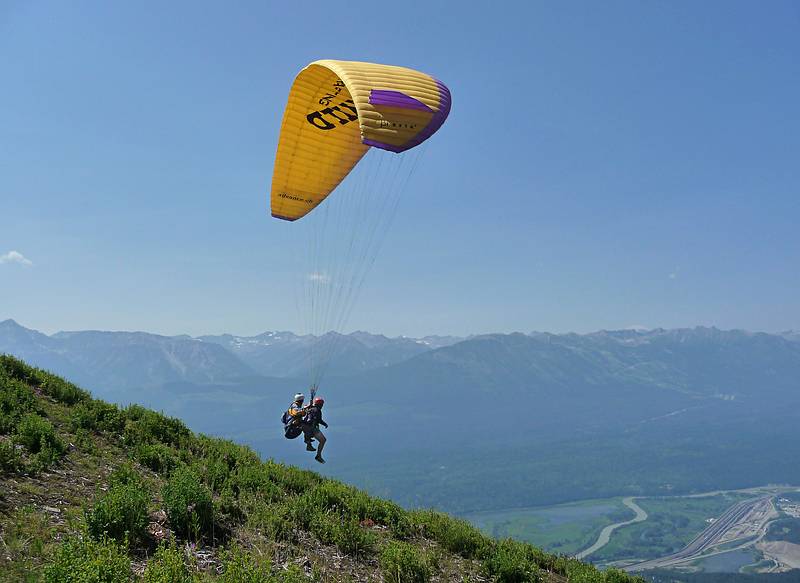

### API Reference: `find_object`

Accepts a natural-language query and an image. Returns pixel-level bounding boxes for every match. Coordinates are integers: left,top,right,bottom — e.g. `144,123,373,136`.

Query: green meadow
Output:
464,498,631,556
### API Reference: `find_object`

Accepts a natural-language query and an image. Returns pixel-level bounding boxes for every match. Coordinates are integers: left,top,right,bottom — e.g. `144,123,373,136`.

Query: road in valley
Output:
624,496,772,572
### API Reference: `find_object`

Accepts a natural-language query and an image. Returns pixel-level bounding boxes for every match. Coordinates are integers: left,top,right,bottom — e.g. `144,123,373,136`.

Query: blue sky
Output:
1,1,798,337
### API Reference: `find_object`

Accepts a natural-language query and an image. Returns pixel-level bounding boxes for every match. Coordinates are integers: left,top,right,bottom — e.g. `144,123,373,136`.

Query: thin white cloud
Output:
668,266,680,280
307,272,330,283
0,250,33,266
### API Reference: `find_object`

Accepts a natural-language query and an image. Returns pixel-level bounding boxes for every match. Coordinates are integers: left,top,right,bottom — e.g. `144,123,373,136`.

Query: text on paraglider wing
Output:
278,193,314,205
377,119,418,129
318,79,347,106
306,100,359,130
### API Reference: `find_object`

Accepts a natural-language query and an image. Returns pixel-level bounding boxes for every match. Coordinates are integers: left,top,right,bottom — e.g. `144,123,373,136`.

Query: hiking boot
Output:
315,454,326,464
306,443,316,451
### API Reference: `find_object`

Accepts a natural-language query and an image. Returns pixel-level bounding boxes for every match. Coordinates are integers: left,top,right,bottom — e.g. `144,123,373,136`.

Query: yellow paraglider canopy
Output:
270,60,451,221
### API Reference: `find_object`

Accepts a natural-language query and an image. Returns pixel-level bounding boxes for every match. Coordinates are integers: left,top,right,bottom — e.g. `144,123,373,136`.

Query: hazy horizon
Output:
2,316,796,340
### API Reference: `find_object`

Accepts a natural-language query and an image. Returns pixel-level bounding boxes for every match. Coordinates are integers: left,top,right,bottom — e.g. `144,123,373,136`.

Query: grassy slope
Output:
0,355,643,582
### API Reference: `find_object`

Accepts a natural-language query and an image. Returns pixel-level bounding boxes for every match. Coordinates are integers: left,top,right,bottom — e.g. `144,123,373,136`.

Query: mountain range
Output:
197,330,462,378
2,318,800,513
0,319,463,390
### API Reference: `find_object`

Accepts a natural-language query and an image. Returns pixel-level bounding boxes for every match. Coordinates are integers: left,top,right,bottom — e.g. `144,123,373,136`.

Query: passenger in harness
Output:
281,393,306,439
302,397,328,464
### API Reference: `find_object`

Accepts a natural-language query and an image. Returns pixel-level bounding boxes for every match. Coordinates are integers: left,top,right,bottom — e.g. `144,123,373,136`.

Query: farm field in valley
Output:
463,498,632,556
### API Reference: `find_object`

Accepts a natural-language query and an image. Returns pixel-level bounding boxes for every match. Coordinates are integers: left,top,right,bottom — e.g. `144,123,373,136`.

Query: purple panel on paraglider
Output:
364,79,452,154
368,90,435,112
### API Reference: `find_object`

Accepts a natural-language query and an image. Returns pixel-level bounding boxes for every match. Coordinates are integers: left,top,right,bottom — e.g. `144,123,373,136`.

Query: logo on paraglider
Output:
278,193,314,205
306,99,359,131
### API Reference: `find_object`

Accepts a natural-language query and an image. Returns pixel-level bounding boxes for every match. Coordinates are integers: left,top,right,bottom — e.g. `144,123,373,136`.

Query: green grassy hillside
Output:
0,355,642,582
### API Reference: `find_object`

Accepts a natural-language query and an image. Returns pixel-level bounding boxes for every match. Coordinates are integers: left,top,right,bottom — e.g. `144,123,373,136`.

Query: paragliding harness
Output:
282,386,317,439
281,385,317,439
281,403,303,439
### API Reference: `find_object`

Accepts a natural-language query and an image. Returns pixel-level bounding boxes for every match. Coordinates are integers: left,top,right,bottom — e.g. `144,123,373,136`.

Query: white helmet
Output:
293,393,304,402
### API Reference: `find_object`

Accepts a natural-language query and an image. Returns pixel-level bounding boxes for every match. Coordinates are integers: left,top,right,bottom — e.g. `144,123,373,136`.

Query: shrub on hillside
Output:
13,413,64,456
124,405,191,448
248,499,295,542
192,436,260,470
0,356,89,405
565,562,637,582
163,466,213,539
217,545,307,583
0,374,37,433
38,372,88,405
305,480,352,511
218,545,273,583
380,541,432,583
74,427,98,455
262,459,321,495
195,455,232,494
231,463,283,501
143,542,191,583
482,539,543,583
134,443,179,475
43,536,130,583
310,512,376,557
108,462,142,487
603,568,637,582
214,485,246,525
355,495,412,539
71,400,125,434
0,355,44,388
291,480,411,539
30,440,64,473
0,412,11,436
86,469,150,546
289,489,318,530
538,552,569,575
410,510,490,559
0,439,21,474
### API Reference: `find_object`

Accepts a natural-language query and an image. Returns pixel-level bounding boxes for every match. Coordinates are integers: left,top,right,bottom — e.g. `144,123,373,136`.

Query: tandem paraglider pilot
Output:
302,397,328,464
281,392,329,463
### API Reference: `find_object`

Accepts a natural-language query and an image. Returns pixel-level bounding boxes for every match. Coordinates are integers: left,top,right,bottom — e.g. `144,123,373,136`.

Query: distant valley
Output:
2,318,800,516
